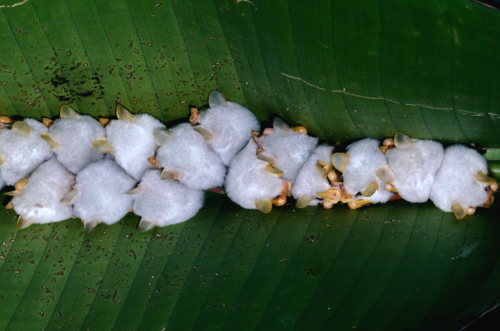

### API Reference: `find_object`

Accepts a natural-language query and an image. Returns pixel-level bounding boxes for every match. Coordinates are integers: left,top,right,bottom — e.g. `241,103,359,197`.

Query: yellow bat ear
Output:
348,199,371,210
296,196,314,209
376,165,396,183
257,152,275,165
5,178,29,196
116,104,136,123
16,216,34,229
160,170,180,181
40,133,61,151
84,220,100,235
475,170,496,186
153,128,172,146
394,132,413,149
316,161,328,179
273,117,289,131
208,90,227,107
361,181,378,198
255,199,272,214
331,153,350,173
60,188,78,205
193,126,214,142
60,104,78,118
12,121,31,135
92,138,113,154
138,219,156,233
451,202,466,220
126,185,147,196
263,164,283,177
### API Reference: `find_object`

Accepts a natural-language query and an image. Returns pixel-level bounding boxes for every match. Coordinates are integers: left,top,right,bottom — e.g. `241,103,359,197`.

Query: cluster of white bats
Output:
0,91,497,234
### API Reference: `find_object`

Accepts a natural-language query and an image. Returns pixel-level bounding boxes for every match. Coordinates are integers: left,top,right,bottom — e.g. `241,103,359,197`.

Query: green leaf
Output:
1,0,499,330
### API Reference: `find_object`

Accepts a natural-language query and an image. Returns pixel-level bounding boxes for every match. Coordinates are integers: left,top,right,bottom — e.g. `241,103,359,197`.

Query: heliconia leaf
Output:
0,0,499,330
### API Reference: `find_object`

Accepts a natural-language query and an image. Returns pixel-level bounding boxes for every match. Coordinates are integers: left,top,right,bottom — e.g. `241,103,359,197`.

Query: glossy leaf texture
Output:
1,0,500,330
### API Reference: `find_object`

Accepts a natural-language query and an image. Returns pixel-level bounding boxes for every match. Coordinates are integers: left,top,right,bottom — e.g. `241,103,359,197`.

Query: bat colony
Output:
0,91,497,234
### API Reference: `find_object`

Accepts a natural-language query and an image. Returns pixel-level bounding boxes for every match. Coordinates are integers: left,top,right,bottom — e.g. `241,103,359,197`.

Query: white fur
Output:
225,139,283,209
73,159,136,225
291,144,334,205
260,123,318,182
50,115,105,174
430,145,489,212
106,114,165,180
156,123,226,190
12,158,74,224
133,170,204,227
0,118,53,185
385,139,444,203
198,101,260,165
343,138,393,203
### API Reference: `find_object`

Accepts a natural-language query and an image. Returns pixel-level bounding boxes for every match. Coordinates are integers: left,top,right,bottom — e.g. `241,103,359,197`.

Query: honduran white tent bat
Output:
130,169,205,232
376,133,444,203
291,144,339,209
40,105,105,174
0,118,53,185
430,145,498,219
153,123,226,191
190,90,260,165
63,159,136,234
332,138,393,209
259,118,318,182
10,157,74,229
92,105,166,181
225,137,291,213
